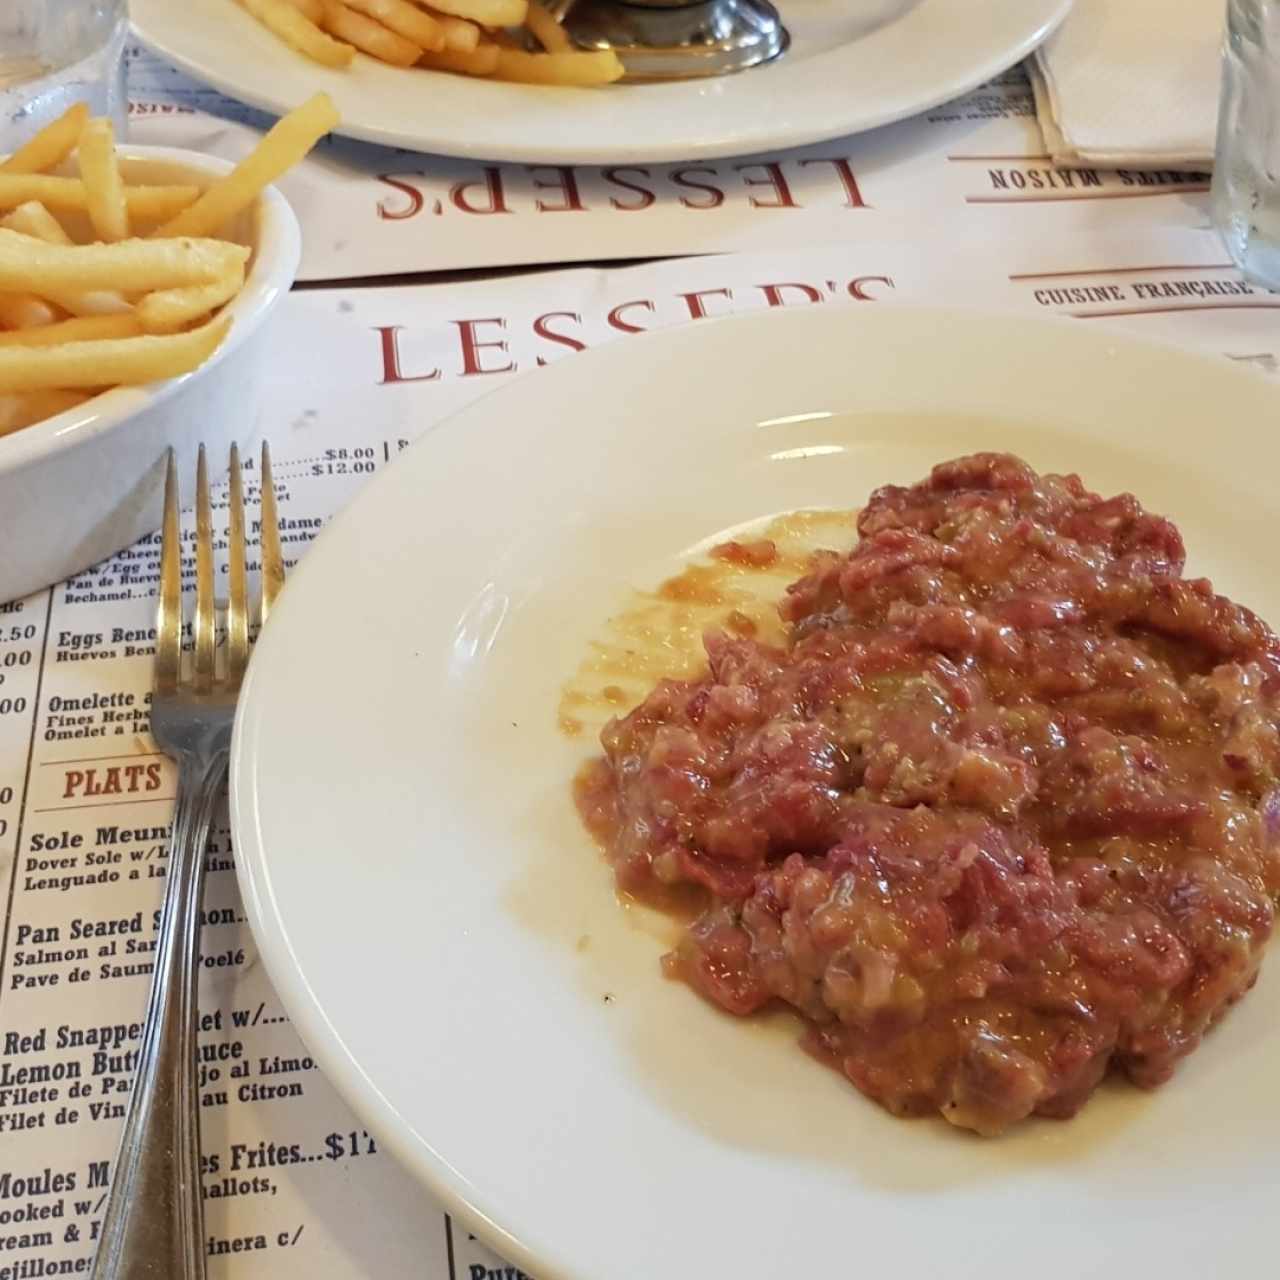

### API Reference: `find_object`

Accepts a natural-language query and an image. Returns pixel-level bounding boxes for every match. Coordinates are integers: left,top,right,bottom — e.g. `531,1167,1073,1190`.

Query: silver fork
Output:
90,442,285,1280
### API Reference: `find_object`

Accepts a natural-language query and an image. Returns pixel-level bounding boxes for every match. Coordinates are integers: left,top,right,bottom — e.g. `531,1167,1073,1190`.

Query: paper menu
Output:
1,230,1276,1280
124,45,1215,284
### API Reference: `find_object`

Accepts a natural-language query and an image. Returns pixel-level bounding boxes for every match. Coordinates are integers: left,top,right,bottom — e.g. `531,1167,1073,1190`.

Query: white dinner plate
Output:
232,306,1280,1280
132,0,1072,163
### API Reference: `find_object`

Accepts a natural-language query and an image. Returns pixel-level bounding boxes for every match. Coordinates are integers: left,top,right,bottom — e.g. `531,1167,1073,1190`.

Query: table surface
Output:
0,40,1274,1280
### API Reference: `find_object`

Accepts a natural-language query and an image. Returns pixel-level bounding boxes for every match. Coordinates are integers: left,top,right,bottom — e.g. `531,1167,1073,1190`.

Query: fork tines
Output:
156,442,283,695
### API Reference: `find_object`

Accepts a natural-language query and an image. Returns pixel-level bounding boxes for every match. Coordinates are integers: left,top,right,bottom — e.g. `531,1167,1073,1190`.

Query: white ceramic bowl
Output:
0,147,301,604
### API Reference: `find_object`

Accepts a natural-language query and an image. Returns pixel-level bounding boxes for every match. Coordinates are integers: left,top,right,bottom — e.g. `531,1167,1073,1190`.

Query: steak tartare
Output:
576,453,1280,1134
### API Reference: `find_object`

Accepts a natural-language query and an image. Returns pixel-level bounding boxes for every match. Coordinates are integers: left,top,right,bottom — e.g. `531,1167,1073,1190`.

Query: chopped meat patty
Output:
577,453,1280,1134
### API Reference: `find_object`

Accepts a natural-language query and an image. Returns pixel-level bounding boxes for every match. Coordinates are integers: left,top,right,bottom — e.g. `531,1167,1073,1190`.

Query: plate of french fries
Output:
242,0,625,86
0,96,327,603
131,0,1076,163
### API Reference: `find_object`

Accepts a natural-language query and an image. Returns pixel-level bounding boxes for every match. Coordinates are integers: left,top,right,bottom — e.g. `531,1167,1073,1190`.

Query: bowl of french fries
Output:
0,95,337,605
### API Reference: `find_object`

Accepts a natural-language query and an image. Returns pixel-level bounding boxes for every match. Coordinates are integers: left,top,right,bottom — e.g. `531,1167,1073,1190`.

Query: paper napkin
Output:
1030,0,1224,169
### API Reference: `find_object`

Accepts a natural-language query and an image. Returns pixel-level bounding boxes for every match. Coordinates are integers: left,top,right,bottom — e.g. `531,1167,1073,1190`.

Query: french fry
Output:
492,48,623,85
0,314,142,348
524,1,571,52
0,201,72,245
0,174,200,220
0,230,248,295
0,314,232,393
0,389,91,436
0,205,131,317
77,119,131,242
42,289,132,319
0,104,89,175
240,0,356,67
321,0,423,65
45,289,133,318
418,43,499,74
421,9,481,51
0,294,59,330
281,0,325,20
343,0,446,50
137,262,246,335
152,93,339,239
0,218,129,316
421,0,526,26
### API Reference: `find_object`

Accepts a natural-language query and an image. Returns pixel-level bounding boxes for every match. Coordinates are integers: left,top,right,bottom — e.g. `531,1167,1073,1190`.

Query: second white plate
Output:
133,0,1072,163
232,306,1280,1280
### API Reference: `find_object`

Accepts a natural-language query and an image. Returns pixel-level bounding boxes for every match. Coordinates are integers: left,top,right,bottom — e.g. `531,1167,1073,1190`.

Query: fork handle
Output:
91,752,229,1280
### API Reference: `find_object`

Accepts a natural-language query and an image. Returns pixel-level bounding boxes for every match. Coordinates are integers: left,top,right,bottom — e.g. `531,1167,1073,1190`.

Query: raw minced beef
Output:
576,453,1280,1135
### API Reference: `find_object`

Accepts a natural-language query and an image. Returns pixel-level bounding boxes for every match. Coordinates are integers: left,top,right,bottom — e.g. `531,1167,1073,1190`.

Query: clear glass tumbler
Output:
0,0,128,153
1211,0,1280,291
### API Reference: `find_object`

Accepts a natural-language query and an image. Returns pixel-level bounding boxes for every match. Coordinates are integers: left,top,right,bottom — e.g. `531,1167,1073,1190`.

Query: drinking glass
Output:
0,0,128,153
1211,0,1280,291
